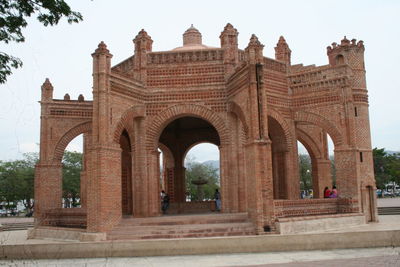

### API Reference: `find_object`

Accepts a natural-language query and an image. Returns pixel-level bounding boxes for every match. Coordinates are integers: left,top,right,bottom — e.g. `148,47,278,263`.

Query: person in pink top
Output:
330,186,338,198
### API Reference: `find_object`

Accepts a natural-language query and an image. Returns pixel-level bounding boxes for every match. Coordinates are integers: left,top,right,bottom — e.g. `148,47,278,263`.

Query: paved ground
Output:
0,247,399,266
377,197,400,207
0,198,399,266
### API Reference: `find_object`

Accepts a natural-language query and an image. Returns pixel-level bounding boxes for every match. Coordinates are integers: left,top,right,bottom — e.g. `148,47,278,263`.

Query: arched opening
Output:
296,125,336,199
268,116,289,199
297,141,313,199
120,130,133,216
62,134,83,208
184,143,220,202
158,116,220,214
336,54,345,65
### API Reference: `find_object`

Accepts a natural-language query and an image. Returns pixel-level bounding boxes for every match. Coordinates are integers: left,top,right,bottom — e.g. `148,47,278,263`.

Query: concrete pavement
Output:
0,247,399,266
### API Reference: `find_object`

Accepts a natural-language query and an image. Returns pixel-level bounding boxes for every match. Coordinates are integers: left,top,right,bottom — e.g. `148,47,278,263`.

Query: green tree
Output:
373,148,400,189
62,150,82,207
0,0,83,83
373,148,392,189
330,155,336,186
185,158,219,201
0,152,37,212
298,154,312,192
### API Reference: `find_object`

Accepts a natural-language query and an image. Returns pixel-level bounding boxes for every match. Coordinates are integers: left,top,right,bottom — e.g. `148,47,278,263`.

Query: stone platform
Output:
1,215,400,260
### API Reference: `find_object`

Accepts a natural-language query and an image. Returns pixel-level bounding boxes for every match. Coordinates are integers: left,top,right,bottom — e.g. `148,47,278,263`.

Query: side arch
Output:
228,101,249,140
113,105,145,144
146,104,230,150
267,108,294,150
53,121,92,162
294,111,344,147
296,127,322,160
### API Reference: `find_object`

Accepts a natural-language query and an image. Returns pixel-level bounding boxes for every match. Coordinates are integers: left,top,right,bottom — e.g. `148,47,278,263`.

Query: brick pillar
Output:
173,164,186,203
227,113,240,212
245,140,274,233
285,149,300,199
219,144,228,212
237,136,247,212
34,162,62,225
313,159,331,198
86,42,123,232
334,148,360,213
80,133,91,209
86,145,122,232
146,149,161,216
133,117,147,217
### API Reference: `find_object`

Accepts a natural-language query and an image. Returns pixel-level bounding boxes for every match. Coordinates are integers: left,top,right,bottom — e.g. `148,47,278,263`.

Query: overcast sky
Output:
0,0,399,162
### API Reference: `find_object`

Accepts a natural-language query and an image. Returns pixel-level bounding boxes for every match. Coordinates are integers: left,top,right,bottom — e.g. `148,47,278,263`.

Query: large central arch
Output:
146,104,230,150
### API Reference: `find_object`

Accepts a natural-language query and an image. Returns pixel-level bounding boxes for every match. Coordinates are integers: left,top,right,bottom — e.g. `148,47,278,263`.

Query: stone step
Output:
108,223,255,240
1,222,34,231
107,212,255,240
118,212,249,226
378,207,400,215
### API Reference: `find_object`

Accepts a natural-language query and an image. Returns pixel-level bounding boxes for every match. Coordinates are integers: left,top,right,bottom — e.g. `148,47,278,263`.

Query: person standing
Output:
214,189,221,211
162,193,170,214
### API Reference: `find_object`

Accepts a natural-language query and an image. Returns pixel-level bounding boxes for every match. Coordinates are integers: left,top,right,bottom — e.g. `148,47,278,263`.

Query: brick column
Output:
245,140,274,233
146,149,161,216
285,149,301,199
34,162,62,225
227,113,240,212
79,133,91,209
313,159,331,198
219,144,229,212
334,148,360,213
86,145,122,232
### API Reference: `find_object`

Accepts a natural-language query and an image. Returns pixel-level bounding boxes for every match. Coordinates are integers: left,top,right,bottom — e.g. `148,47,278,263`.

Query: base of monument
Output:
28,227,106,242
276,213,366,234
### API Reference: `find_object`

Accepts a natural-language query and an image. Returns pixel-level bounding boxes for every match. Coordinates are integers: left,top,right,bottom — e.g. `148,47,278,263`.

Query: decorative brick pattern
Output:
274,199,339,218
35,27,377,237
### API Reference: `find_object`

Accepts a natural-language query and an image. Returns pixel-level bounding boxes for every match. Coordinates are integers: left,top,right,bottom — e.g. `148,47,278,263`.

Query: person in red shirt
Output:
324,187,331,198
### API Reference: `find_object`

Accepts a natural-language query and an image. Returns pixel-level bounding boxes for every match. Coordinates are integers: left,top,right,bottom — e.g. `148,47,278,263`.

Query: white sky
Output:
0,0,399,161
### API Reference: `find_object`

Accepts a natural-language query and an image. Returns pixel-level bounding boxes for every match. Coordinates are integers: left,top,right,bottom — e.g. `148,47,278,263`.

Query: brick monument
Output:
34,24,377,239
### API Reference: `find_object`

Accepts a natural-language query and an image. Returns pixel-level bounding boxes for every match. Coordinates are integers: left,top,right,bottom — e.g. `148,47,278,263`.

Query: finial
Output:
42,78,53,89
64,93,70,100
94,41,110,54
78,94,84,102
341,36,350,46
249,34,261,46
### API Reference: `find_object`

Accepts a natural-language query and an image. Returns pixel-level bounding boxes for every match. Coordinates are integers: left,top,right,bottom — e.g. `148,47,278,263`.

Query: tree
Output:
0,153,37,212
298,154,312,192
0,0,83,83
373,148,400,189
185,157,220,201
62,150,82,207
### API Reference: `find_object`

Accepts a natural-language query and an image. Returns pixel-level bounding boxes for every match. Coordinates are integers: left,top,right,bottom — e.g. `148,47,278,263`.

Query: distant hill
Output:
386,150,400,155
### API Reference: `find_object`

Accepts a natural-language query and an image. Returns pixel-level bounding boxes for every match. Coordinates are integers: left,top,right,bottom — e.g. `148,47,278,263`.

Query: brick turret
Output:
41,78,53,101
245,34,264,64
327,36,365,69
275,36,291,65
220,23,239,76
133,29,153,82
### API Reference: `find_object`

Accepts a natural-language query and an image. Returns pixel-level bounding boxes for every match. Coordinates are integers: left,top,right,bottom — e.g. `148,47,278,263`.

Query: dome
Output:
172,24,215,51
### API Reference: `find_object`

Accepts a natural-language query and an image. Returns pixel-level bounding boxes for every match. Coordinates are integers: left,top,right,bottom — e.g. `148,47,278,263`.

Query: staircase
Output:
1,222,34,231
107,212,256,240
378,206,400,215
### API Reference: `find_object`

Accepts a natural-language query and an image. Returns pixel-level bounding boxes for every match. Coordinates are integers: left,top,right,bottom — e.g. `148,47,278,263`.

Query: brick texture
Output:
34,25,378,235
